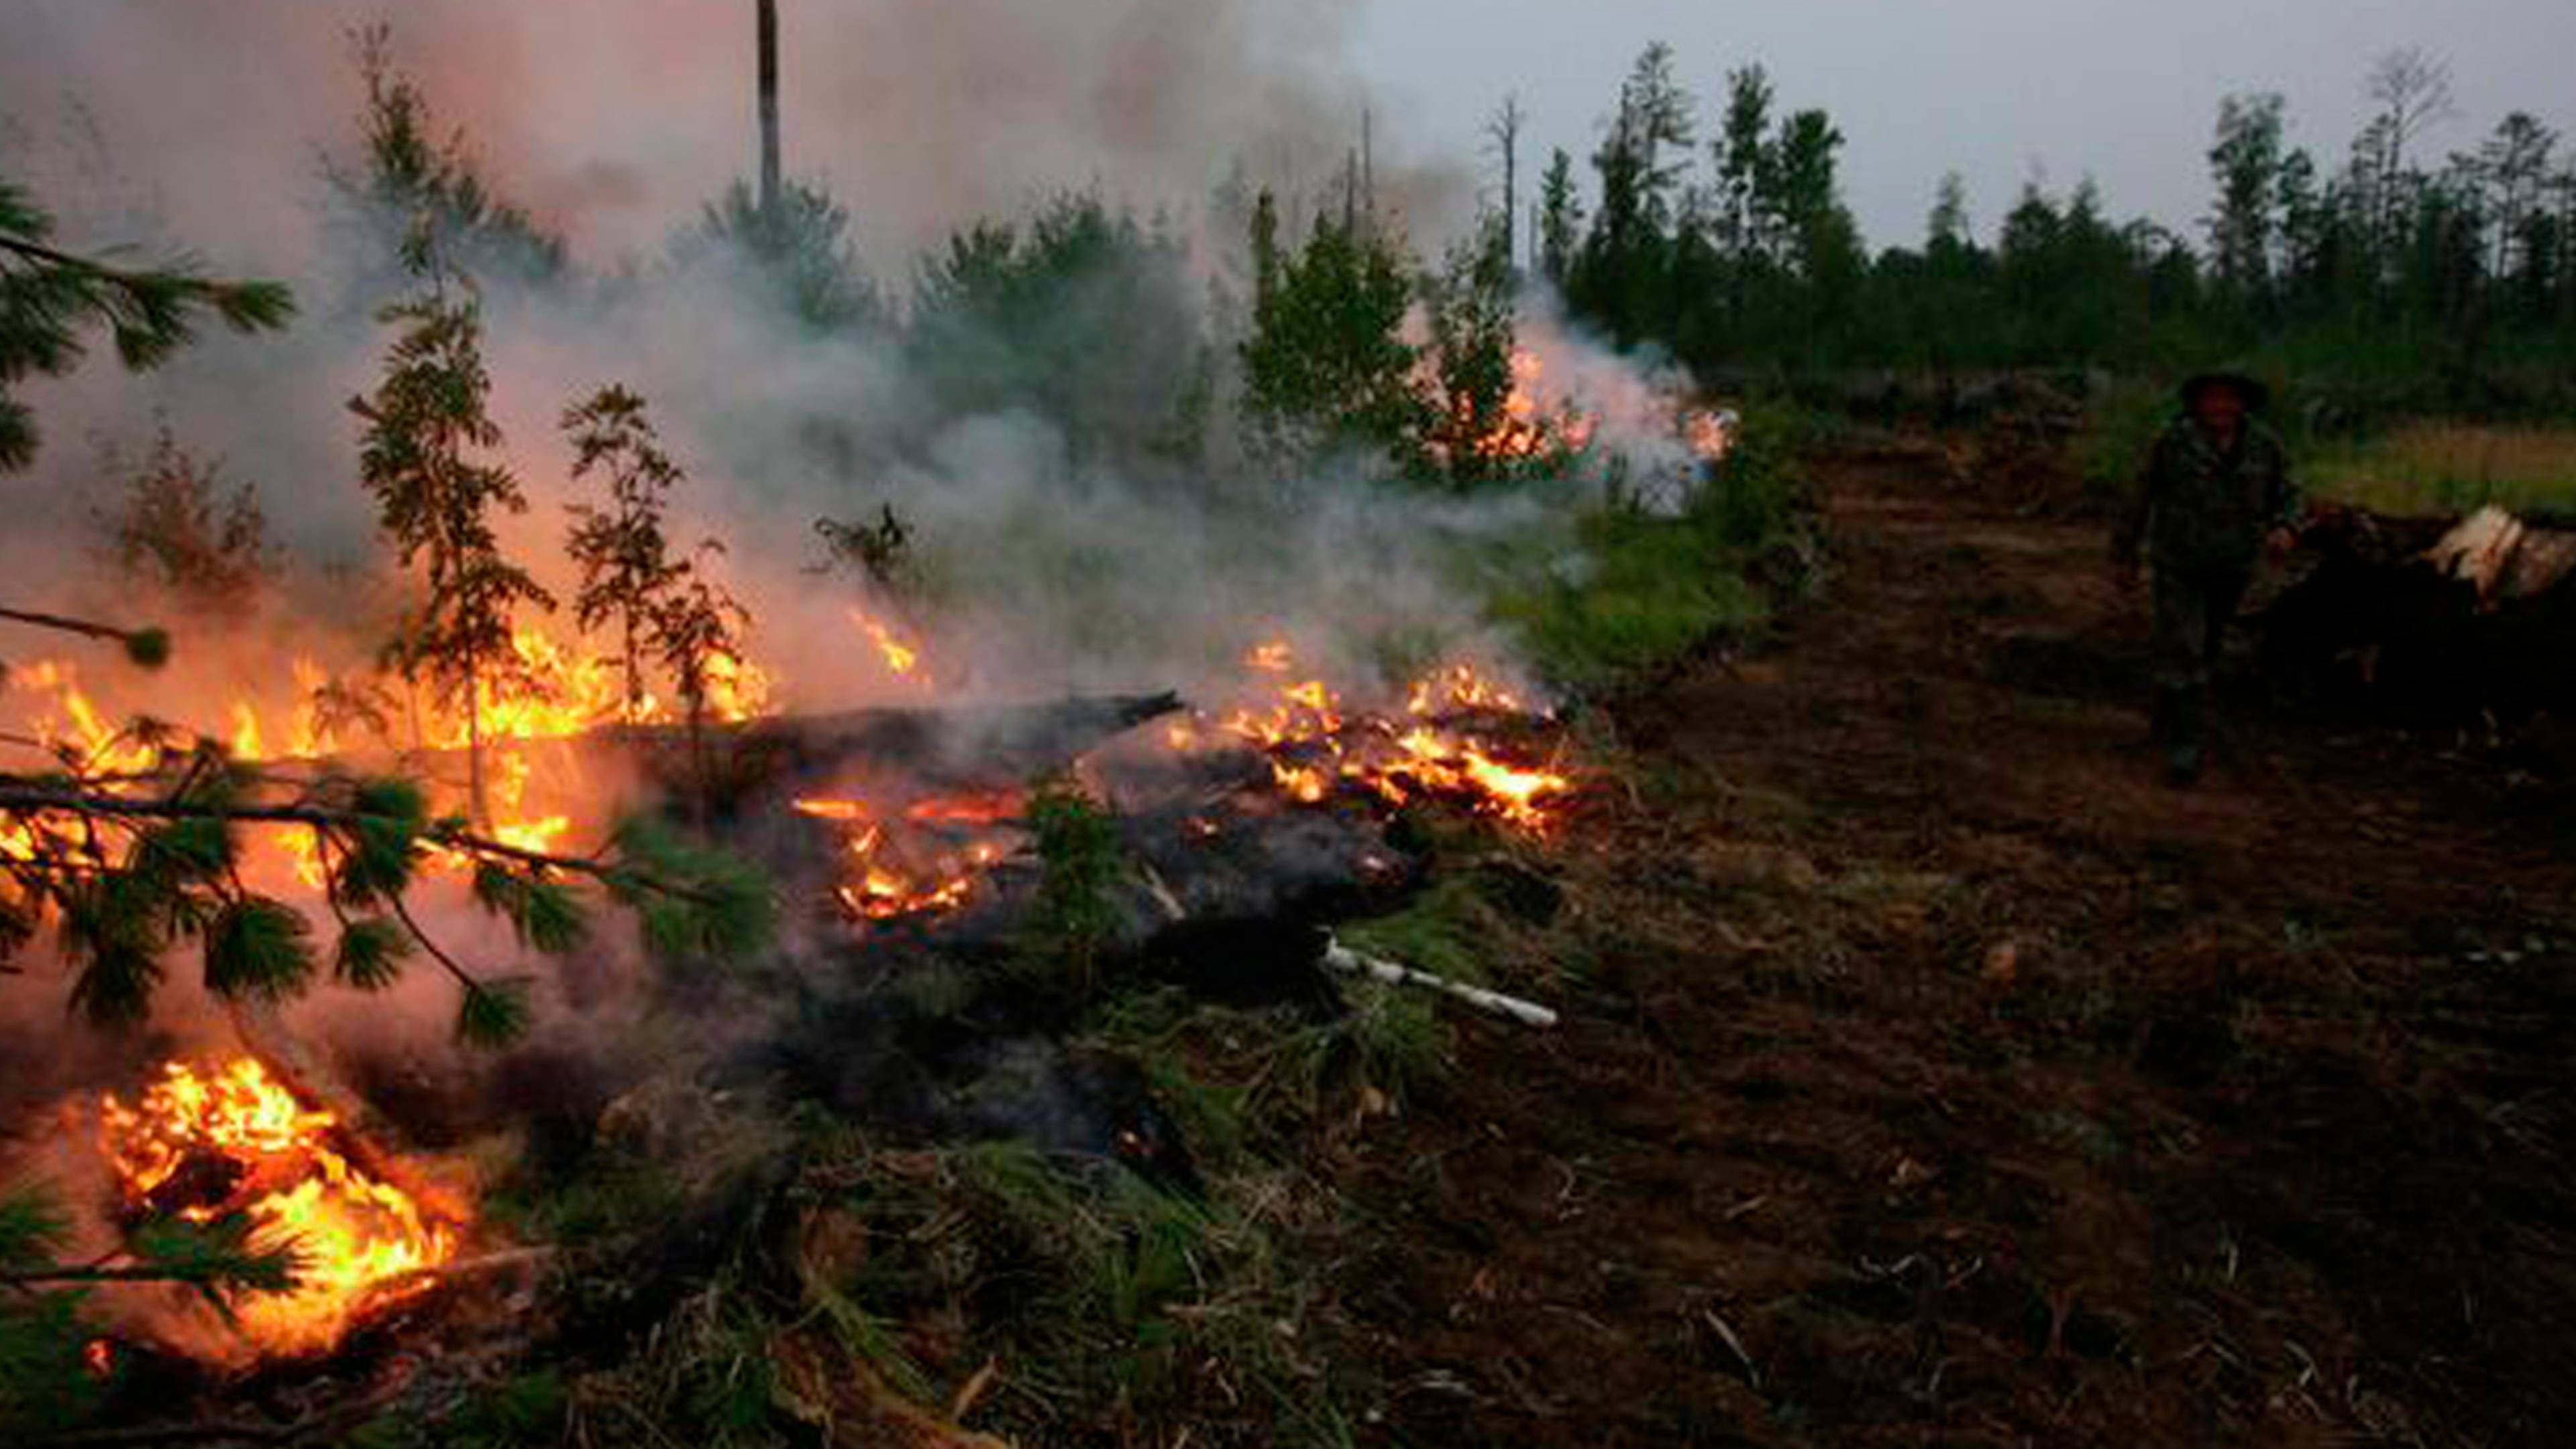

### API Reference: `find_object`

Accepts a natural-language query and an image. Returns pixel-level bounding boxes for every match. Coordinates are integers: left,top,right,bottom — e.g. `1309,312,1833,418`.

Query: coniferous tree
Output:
1536,148,1584,288
324,25,565,284
1419,218,1528,488
1238,193,1421,468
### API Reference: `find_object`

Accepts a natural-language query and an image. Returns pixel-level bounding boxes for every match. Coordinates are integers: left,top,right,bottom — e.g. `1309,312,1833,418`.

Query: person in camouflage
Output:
2112,372,2302,786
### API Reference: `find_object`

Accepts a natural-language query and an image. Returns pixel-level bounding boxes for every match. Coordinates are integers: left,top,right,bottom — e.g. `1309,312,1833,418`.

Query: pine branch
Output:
0,784,705,900
0,606,169,668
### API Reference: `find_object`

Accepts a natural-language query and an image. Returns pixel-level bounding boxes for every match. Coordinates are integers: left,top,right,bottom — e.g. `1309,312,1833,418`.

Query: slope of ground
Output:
1323,448,2576,1448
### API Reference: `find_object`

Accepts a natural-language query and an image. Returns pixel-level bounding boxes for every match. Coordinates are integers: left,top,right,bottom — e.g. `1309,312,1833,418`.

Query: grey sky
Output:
1347,0,2576,251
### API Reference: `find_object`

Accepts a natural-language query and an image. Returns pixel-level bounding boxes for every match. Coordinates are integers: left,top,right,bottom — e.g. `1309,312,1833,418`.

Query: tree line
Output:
1521,43,2576,409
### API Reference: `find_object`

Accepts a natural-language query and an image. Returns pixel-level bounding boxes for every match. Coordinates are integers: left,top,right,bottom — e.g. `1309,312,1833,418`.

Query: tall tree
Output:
1713,64,1777,268
1536,148,1583,288
1927,171,1974,256
756,0,782,219
1571,42,1698,345
325,27,564,284
2476,113,2558,280
1238,195,1421,468
349,238,555,828
2206,93,2289,311
1485,93,1527,274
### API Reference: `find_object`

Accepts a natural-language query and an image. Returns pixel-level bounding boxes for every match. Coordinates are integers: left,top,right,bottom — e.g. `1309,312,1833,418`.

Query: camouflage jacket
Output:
2114,417,2300,572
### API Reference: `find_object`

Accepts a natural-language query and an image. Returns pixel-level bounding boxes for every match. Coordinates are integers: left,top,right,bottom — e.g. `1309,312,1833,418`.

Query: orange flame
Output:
97,1057,462,1360
1186,647,1570,832
850,610,930,687
795,792,1020,923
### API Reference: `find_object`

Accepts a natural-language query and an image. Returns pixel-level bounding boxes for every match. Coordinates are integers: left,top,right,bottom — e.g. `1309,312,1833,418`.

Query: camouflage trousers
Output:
2151,562,2253,690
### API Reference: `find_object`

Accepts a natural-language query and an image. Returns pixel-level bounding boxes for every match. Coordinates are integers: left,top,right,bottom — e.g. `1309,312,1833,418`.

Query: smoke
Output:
0,4,1693,1111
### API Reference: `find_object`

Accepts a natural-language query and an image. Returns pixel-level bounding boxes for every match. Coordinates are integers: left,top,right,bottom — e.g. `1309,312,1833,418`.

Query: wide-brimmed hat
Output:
2179,371,2271,412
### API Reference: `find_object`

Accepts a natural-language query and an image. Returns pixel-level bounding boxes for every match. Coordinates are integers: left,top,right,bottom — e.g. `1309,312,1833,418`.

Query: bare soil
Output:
1323,451,2576,1447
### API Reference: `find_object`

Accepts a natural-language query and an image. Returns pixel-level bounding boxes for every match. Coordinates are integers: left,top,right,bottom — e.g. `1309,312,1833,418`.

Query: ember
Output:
97,1057,462,1360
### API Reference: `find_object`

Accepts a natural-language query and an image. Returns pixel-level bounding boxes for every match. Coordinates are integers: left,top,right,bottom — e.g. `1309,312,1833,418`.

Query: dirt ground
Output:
1322,451,2576,1447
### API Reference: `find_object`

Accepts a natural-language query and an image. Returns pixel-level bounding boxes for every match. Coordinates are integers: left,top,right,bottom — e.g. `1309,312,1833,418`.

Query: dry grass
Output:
2308,423,2576,515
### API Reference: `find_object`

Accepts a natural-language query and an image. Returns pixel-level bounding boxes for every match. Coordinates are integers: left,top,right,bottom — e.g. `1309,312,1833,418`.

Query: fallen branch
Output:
1321,934,1560,1028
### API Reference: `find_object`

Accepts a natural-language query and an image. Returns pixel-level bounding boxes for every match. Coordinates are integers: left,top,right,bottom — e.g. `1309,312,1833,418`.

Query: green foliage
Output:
202,895,318,1004
606,815,777,965
1415,219,1572,489
2304,421,2576,513
325,25,565,284
350,237,555,822
1489,489,1777,690
455,976,535,1049
1,1184,301,1436
562,382,747,746
0,178,294,473
1238,194,1424,468
694,178,887,334
908,193,1210,473
5,764,771,1049
1338,878,1498,987
810,505,923,603
333,916,415,990
120,627,171,669
1020,776,1125,989
1542,48,2576,399
472,863,591,956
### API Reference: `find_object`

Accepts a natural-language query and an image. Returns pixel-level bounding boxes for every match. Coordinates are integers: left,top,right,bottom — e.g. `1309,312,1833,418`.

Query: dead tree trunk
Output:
757,0,782,217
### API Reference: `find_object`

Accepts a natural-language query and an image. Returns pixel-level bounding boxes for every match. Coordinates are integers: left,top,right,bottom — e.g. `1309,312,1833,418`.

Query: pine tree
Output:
1238,193,1422,468
2206,93,2289,315
350,236,556,828
324,25,565,284
1536,149,1583,288
1419,218,1529,488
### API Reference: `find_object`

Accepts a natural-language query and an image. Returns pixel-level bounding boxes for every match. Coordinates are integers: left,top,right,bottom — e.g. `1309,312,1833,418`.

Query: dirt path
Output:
1327,453,2576,1448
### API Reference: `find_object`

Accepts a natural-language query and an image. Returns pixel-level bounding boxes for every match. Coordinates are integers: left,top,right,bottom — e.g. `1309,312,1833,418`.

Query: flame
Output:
97,1057,461,1360
795,792,1020,924
5,627,778,896
1432,349,1600,468
1684,407,1735,463
7,661,162,775
851,610,930,686
1185,646,1570,832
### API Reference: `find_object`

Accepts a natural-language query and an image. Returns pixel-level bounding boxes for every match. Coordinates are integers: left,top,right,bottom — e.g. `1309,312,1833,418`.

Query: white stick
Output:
1320,936,1560,1029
